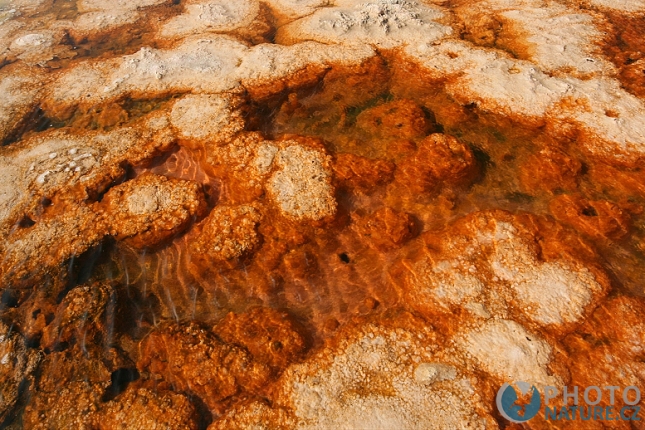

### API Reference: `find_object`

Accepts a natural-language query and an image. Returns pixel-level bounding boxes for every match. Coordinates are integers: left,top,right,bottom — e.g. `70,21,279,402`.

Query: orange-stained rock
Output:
620,57,645,99
520,147,582,194
5,286,59,343
0,321,40,425
317,55,391,113
420,133,479,184
190,204,261,262
384,138,417,161
0,111,177,286
0,64,46,145
214,307,307,373
549,194,632,240
0,202,106,288
564,295,645,413
41,282,112,351
208,398,294,430
333,153,395,192
137,322,271,413
588,161,645,200
395,133,478,194
254,214,309,271
204,132,271,204
98,386,199,430
23,345,114,429
99,173,207,249
356,99,431,139
351,207,417,251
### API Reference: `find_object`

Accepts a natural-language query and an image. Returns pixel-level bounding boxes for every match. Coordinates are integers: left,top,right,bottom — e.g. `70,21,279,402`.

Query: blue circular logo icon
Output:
496,382,541,423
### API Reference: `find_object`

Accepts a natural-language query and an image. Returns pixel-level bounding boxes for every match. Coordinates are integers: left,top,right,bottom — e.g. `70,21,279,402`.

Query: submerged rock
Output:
137,322,271,413
214,307,308,373
98,386,199,430
23,345,113,429
0,322,40,425
190,204,262,261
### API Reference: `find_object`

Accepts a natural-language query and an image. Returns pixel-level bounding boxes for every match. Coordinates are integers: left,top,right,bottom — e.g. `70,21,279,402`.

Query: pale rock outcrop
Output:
170,93,245,147
267,142,337,221
158,0,260,39
276,0,453,48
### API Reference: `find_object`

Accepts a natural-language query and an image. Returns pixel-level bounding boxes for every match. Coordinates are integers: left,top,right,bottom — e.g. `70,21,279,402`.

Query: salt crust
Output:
458,319,562,387
207,134,337,220
583,0,645,13
455,0,613,76
267,143,336,220
6,0,49,14
217,321,497,429
263,0,330,21
44,35,375,113
403,40,645,158
277,0,454,48
158,0,260,39
170,93,245,145
69,11,141,35
77,0,168,13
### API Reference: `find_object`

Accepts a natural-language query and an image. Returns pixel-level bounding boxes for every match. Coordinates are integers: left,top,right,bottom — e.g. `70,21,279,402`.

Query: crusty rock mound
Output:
170,93,246,149
190,204,261,261
40,282,112,351
23,345,113,429
0,111,174,235
100,172,207,249
98,386,199,430
266,138,337,221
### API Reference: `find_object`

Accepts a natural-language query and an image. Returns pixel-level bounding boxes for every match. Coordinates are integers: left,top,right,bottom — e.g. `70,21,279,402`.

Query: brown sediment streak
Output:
2,0,645,428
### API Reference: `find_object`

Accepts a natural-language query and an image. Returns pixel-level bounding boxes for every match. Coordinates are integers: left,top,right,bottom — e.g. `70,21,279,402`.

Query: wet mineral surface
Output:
1,0,645,428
